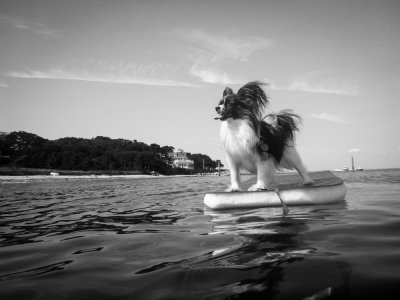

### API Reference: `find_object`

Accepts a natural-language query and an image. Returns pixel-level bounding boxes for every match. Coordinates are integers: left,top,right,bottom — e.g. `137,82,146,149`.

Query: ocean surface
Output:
1,169,399,300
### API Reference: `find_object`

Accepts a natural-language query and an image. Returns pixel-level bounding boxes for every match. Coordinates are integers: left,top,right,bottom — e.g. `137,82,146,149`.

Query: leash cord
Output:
275,188,289,215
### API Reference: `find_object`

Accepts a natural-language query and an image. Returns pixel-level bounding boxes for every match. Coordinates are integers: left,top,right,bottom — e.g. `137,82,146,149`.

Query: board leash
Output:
275,188,289,215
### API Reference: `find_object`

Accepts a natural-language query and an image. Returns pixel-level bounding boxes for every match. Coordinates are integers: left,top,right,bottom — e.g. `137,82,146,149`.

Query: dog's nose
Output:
215,106,221,113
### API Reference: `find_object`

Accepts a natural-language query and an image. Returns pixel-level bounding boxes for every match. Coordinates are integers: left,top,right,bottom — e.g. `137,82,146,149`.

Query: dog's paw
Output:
225,186,241,192
248,183,269,192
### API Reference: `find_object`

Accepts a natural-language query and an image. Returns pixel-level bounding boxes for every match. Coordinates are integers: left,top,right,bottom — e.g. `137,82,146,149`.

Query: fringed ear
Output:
223,87,233,97
237,81,269,110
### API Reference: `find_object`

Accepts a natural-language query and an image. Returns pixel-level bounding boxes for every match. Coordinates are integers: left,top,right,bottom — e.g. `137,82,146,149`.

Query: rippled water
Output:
1,169,400,300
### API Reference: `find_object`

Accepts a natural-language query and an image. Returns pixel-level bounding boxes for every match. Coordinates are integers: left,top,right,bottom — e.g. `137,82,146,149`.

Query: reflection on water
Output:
202,203,353,299
1,170,400,299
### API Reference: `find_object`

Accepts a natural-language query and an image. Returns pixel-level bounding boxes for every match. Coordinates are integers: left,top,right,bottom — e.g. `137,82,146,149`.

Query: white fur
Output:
220,118,314,191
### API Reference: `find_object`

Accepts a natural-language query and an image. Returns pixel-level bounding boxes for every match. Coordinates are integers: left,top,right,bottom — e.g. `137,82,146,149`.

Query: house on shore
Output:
168,149,194,170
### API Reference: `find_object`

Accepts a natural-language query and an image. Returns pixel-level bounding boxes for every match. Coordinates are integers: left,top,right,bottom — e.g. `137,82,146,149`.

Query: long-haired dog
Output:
215,81,314,191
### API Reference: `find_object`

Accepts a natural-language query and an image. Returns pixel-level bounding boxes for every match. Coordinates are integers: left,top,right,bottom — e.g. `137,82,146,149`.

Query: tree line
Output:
0,131,222,175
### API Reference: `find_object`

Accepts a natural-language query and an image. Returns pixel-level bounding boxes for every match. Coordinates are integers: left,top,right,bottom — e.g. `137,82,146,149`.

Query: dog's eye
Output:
218,99,224,105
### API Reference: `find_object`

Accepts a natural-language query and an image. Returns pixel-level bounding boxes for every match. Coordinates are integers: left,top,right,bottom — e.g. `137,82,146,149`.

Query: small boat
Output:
204,171,347,210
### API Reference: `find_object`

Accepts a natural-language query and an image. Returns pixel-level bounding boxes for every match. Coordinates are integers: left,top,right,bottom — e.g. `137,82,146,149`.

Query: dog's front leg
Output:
226,155,241,192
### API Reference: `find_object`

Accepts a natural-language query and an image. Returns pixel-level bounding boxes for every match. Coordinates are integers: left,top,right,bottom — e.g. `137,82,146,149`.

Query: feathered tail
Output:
259,110,302,162
268,109,302,140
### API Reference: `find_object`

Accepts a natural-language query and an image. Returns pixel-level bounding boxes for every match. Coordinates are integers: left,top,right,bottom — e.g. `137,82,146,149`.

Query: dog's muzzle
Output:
215,106,222,120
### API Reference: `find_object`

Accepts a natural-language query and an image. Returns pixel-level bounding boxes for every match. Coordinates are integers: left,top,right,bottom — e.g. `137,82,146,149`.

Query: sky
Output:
1,0,400,171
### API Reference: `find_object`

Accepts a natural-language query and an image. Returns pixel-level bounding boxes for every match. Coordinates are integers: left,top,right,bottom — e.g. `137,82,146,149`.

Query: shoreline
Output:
0,174,157,183
0,173,208,183
0,167,146,176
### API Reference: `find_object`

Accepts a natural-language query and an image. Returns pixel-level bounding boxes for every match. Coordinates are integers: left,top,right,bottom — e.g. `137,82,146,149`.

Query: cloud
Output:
262,70,362,96
281,69,363,96
349,148,361,153
262,78,285,91
172,29,272,84
189,65,243,85
175,29,272,62
7,67,198,87
311,112,349,124
0,13,62,38
289,80,358,96
0,81,8,88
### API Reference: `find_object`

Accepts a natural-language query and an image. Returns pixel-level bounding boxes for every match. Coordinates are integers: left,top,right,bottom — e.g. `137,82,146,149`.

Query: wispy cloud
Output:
268,70,362,96
0,13,62,38
262,78,285,91
311,112,349,124
174,29,272,62
289,70,362,96
7,66,198,87
288,80,358,96
172,29,272,84
189,65,243,85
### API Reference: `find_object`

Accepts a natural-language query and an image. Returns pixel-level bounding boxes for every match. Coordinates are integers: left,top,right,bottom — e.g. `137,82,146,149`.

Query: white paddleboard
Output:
204,171,347,210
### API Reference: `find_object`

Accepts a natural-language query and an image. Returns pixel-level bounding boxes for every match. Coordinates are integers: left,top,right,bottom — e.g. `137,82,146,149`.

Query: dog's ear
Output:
223,87,233,97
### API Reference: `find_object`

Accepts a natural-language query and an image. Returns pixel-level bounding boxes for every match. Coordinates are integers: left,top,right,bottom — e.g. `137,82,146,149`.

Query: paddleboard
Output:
204,171,346,210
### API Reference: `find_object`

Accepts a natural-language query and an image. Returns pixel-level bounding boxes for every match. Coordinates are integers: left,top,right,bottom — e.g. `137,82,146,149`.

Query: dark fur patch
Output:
258,110,302,162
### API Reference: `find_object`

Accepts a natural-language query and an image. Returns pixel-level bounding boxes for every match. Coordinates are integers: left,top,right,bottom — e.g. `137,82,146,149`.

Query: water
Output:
1,169,400,300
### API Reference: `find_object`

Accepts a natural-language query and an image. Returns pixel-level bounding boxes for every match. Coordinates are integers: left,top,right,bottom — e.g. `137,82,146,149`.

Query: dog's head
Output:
215,81,269,123
215,87,237,121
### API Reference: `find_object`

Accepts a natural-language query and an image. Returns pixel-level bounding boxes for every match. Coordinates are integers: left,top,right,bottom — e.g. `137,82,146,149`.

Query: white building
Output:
168,149,194,170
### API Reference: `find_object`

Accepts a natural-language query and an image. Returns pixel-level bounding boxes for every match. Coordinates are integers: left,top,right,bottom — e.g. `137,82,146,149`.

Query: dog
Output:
215,81,314,191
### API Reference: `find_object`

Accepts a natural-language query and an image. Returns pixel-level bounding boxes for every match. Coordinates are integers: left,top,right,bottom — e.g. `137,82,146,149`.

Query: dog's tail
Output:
258,110,302,163
264,109,302,141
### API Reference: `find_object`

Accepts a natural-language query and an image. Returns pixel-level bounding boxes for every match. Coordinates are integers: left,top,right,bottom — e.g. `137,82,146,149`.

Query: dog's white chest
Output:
220,119,258,156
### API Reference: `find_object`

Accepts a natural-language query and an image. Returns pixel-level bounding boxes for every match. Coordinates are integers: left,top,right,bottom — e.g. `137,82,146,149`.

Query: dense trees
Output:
0,131,221,175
